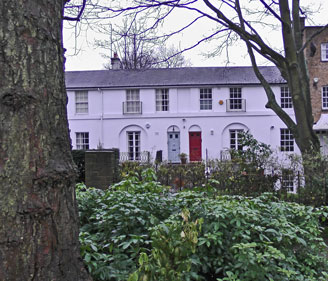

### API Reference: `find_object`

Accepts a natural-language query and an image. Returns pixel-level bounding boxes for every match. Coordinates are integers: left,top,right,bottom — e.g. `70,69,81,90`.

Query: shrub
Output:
77,183,178,280
130,192,328,281
77,178,328,281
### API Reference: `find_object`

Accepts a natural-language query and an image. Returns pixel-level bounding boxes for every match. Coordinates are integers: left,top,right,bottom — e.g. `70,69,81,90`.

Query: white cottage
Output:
65,66,298,162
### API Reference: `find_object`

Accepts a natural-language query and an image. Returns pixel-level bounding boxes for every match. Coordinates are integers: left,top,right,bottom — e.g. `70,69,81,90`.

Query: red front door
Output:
189,132,202,161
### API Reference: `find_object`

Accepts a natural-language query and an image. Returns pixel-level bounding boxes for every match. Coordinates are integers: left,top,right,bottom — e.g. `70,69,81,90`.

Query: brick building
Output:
304,26,328,154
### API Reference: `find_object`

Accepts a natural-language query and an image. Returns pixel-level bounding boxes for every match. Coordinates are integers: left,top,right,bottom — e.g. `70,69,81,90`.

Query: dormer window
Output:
321,43,328,61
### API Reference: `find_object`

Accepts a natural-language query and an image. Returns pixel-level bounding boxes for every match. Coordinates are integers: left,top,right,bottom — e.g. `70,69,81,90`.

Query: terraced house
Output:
65,25,328,163
66,65,299,163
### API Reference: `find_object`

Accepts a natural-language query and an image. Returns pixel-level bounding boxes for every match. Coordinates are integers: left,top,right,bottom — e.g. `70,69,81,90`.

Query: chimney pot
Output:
111,53,121,70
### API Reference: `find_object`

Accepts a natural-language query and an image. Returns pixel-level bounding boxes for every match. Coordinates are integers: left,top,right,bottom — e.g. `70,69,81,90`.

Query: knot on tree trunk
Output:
0,90,36,110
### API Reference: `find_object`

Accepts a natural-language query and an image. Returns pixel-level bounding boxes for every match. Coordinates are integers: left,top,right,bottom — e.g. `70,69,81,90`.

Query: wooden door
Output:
189,132,202,161
168,132,180,163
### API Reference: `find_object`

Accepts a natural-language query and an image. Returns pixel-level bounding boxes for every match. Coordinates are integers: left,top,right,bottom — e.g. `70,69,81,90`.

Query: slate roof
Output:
65,66,285,89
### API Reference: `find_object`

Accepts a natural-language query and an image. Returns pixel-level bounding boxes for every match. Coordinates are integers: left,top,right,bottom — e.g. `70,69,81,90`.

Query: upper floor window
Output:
75,91,88,114
322,86,328,109
124,89,141,114
321,43,328,61
76,132,89,150
156,89,169,111
127,131,140,161
200,88,212,110
281,87,292,108
228,88,245,111
230,129,244,150
280,128,294,152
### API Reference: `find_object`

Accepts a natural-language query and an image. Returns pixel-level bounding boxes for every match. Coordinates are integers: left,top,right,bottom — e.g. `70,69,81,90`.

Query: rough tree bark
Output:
0,0,91,280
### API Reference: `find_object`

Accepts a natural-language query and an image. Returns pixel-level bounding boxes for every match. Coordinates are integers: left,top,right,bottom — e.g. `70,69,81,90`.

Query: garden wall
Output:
85,149,119,189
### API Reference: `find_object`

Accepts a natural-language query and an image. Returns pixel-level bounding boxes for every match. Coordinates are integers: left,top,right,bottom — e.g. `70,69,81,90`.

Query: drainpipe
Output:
98,88,104,148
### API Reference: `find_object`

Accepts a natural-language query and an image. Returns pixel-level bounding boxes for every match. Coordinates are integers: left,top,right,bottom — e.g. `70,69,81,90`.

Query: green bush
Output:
77,182,178,280
77,178,328,281
130,192,328,281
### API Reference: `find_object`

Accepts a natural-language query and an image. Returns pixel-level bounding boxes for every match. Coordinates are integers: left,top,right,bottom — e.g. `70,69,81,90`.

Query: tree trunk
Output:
0,0,91,280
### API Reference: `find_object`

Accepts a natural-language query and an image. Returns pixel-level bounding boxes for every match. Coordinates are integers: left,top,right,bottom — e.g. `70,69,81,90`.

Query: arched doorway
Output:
189,125,202,162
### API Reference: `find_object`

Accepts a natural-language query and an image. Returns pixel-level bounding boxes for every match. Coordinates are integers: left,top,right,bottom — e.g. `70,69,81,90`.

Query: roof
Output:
65,66,285,89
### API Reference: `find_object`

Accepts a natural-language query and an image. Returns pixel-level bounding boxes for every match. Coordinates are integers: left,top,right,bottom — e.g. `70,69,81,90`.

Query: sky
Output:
63,1,328,71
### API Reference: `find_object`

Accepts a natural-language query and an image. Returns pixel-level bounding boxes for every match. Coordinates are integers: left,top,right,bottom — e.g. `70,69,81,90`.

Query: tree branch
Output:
259,0,283,23
235,0,297,134
63,0,87,21
299,24,328,54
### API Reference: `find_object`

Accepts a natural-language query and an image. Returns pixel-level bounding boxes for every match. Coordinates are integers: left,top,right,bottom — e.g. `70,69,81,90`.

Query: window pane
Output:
125,90,141,113
321,43,328,61
200,88,212,110
230,129,243,150
280,128,294,152
322,86,328,109
76,132,89,150
229,88,242,110
75,91,88,114
156,89,169,111
281,87,292,109
127,131,141,161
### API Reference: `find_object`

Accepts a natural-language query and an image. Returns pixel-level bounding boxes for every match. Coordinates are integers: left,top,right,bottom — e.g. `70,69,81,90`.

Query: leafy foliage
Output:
77,177,328,281
111,168,168,194
77,181,178,280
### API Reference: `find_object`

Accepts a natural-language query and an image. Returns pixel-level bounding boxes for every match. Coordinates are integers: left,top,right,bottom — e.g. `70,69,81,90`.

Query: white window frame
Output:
282,170,295,192
200,88,212,110
75,91,88,114
156,89,169,111
281,87,292,109
127,131,141,161
280,128,294,152
229,88,243,110
230,129,244,150
76,132,89,150
125,89,141,114
321,43,328,61
322,86,328,109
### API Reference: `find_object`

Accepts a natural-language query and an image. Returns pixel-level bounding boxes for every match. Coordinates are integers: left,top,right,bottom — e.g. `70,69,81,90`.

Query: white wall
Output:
67,85,299,161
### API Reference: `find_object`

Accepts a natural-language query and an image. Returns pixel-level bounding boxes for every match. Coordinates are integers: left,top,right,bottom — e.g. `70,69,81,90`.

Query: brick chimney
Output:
111,53,122,70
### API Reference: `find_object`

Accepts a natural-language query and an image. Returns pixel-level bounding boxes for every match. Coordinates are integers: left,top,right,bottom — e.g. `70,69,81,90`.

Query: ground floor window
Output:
282,170,294,192
127,131,140,161
230,129,244,150
76,132,89,150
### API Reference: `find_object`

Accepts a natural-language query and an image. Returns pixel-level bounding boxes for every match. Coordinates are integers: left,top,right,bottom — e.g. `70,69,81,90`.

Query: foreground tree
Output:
91,0,327,155
0,0,91,280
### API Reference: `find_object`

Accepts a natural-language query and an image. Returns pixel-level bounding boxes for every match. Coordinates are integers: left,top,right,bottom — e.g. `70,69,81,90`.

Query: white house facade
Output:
66,66,299,162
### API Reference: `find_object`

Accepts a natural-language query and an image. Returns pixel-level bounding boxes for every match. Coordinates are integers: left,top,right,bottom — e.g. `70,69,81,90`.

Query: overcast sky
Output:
63,1,328,71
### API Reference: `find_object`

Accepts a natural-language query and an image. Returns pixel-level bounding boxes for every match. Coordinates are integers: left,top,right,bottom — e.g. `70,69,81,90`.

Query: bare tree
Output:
95,16,191,69
79,0,328,156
